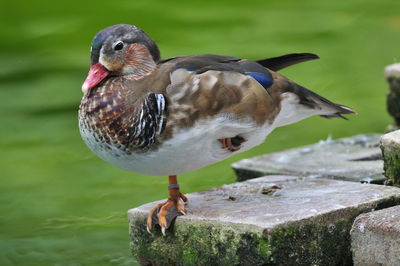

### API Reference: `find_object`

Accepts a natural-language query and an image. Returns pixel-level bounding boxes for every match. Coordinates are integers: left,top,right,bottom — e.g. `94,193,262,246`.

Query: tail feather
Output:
257,53,319,71
267,63,355,127
321,114,348,120
320,106,355,120
293,85,356,119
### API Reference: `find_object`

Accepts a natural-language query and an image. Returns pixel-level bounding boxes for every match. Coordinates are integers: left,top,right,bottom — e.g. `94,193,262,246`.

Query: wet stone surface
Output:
381,130,400,186
351,205,400,266
232,134,384,184
128,175,400,265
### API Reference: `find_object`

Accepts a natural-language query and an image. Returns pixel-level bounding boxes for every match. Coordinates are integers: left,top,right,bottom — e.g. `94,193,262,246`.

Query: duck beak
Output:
81,63,110,93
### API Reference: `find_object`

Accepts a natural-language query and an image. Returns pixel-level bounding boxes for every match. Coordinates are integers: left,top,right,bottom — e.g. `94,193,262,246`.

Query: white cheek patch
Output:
99,51,112,71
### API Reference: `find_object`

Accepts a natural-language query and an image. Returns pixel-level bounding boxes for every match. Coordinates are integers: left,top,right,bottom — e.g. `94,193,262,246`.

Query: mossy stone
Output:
128,176,400,265
381,131,400,187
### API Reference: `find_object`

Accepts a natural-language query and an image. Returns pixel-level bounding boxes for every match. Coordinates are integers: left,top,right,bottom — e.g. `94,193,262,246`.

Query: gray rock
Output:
128,175,400,265
385,63,400,128
381,130,400,186
232,134,385,184
351,205,400,266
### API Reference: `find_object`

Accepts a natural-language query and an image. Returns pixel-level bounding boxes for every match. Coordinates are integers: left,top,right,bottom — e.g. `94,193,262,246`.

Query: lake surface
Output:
0,0,398,264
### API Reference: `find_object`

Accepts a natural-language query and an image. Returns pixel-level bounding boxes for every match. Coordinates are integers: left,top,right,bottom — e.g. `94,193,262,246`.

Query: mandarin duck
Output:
79,24,355,235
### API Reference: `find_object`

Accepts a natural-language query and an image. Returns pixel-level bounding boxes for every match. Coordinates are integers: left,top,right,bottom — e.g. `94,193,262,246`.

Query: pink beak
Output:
81,63,110,93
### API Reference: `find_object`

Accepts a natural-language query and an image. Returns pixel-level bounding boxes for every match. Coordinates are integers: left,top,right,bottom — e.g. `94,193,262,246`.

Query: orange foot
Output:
146,176,188,235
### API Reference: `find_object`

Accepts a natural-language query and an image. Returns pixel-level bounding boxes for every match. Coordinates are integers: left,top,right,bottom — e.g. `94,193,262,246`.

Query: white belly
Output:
80,115,274,176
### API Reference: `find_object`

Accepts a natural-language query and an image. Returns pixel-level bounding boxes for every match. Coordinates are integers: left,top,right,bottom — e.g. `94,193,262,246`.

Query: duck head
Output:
82,24,160,93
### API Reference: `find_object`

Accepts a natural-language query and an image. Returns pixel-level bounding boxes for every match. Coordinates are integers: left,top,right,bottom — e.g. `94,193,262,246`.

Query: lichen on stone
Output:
128,175,400,265
130,217,274,265
130,212,358,265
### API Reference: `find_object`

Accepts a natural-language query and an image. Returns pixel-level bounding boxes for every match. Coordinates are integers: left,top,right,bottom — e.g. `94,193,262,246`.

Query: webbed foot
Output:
146,177,187,235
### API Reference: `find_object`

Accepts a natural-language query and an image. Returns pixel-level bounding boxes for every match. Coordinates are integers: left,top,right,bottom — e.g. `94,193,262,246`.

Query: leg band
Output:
168,184,180,190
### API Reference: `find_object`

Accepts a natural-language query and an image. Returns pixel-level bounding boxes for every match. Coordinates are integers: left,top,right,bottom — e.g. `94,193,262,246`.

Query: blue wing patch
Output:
245,72,274,88
182,65,198,71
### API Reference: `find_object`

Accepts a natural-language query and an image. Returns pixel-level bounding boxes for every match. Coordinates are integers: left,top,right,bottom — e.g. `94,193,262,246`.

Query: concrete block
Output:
351,205,400,266
128,176,400,265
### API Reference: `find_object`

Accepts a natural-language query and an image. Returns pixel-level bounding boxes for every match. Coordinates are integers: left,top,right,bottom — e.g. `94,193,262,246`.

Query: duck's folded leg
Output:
219,136,246,152
146,175,187,235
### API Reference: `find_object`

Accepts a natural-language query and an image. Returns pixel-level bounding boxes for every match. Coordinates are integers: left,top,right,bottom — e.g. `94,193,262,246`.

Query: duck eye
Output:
114,41,124,51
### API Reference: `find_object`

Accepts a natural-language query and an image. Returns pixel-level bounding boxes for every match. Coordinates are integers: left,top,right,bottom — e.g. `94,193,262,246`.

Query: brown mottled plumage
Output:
80,56,279,152
78,24,355,235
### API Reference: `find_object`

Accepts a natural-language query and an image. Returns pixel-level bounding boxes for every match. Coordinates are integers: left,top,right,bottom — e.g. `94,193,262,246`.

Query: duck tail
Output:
291,84,356,119
257,53,319,71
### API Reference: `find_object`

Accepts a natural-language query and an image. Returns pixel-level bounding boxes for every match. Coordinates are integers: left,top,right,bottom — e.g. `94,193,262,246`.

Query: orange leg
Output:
146,175,187,235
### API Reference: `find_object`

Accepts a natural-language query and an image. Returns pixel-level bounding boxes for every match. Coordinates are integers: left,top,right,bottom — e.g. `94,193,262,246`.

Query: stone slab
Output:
351,205,400,266
381,130,400,186
232,134,384,183
128,175,400,265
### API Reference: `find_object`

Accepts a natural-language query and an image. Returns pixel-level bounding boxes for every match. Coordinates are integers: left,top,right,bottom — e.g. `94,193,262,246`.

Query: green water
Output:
1,0,399,265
